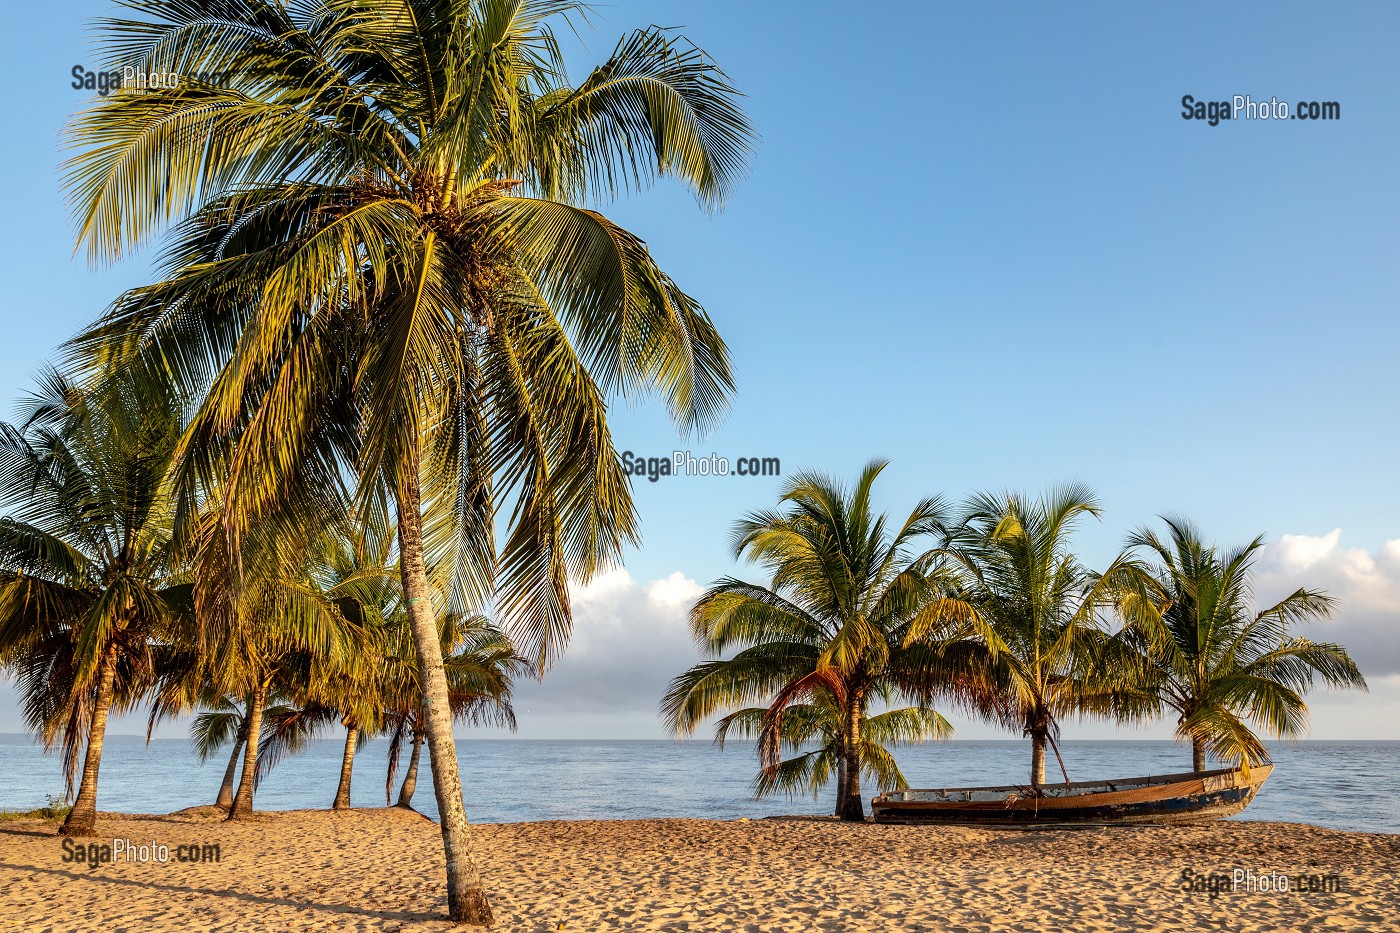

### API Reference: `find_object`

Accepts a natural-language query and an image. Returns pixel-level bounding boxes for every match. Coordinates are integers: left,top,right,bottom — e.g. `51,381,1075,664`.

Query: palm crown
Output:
915,485,1159,786
0,372,185,833
663,461,957,821
67,0,751,657
1123,517,1365,770
713,691,951,802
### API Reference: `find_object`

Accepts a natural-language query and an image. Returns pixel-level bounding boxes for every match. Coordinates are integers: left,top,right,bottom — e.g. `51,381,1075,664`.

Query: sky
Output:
0,1,1397,744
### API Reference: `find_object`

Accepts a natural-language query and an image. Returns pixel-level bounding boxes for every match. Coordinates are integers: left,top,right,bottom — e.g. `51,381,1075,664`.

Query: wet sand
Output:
1,808,1396,931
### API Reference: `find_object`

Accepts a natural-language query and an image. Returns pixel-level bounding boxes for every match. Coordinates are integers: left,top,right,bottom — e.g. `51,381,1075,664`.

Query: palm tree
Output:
252,697,342,796
303,532,399,812
186,499,369,821
0,372,185,836
663,461,963,821
144,597,351,813
180,534,521,813
183,689,322,808
188,694,250,810
908,486,1160,787
713,691,950,802
383,613,524,809
330,712,373,811
66,3,751,921
1123,517,1366,771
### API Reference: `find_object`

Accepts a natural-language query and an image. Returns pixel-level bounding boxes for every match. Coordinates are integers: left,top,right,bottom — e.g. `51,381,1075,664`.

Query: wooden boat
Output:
871,764,1273,826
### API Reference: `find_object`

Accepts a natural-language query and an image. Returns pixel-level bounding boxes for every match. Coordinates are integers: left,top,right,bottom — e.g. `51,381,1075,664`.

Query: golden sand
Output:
1,808,1396,931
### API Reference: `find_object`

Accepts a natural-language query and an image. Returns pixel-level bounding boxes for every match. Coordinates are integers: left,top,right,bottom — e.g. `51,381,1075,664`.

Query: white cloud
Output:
1254,530,1400,678
507,569,705,730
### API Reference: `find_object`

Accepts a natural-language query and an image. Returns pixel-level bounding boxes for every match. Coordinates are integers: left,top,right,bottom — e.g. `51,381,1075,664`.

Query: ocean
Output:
1,735,1395,833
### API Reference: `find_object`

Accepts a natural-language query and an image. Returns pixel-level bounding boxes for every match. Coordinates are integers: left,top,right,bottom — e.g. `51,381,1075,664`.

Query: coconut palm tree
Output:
663,461,967,821
318,589,404,811
906,485,1161,787
1123,517,1366,771
271,517,434,813
329,711,374,810
186,533,521,813
713,691,950,802
66,2,750,920
185,498,370,821
252,698,342,793
383,613,524,809
0,372,185,836
144,597,352,812
182,689,321,808
188,694,250,809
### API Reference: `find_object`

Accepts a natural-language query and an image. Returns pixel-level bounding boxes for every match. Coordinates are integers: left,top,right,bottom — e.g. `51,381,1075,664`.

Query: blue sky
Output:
0,2,1397,740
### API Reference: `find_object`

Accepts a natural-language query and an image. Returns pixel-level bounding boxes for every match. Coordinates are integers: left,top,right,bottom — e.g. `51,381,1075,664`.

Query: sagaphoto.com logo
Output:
1181,94,1340,125
71,64,180,96
60,837,221,870
69,64,238,96
621,450,780,483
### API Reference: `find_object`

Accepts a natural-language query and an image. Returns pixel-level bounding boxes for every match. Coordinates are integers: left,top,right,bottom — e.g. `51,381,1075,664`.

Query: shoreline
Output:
3,808,1396,931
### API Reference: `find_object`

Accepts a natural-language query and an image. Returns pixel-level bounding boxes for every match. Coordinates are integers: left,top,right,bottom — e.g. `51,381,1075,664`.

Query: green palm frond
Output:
64,1,753,682
190,700,245,764
1125,518,1366,768
664,464,970,807
254,702,338,788
0,368,186,800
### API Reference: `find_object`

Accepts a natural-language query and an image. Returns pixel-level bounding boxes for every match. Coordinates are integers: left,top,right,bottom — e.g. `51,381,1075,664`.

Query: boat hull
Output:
870,764,1272,826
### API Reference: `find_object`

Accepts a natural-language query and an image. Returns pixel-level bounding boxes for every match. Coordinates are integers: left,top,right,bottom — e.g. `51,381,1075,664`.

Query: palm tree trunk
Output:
60,652,117,836
215,731,245,809
397,727,425,809
226,684,266,821
1192,736,1206,773
837,695,865,822
1031,731,1047,786
333,723,357,810
397,462,493,926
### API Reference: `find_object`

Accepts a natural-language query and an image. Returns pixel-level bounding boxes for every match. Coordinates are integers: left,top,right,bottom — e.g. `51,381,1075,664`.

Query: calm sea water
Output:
1,735,1395,833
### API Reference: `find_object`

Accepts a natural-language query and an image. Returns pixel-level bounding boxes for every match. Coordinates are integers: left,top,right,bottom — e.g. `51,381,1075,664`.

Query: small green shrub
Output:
0,794,73,822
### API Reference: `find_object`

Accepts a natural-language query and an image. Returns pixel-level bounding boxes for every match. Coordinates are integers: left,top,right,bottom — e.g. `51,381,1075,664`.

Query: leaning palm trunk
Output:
215,732,245,809
1192,737,1207,773
397,729,425,809
333,724,357,810
61,653,117,836
397,469,492,925
227,685,266,821
838,697,865,822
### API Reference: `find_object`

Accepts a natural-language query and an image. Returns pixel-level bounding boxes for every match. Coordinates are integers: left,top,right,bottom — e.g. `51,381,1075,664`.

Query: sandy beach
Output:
1,808,1395,932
